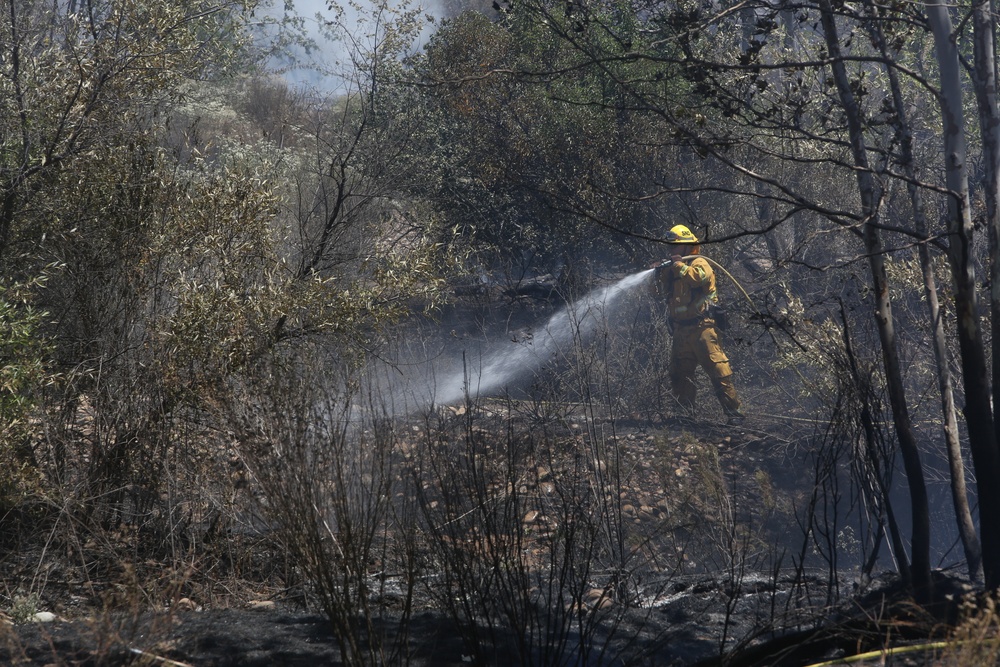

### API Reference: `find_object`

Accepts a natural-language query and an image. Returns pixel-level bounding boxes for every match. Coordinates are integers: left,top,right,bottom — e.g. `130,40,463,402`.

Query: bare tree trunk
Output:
864,7,982,581
927,0,1000,589
818,0,932,595
971,0,1000,447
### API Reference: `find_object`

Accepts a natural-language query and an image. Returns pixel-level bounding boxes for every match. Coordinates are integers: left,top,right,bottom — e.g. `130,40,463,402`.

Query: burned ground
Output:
0,409,981,666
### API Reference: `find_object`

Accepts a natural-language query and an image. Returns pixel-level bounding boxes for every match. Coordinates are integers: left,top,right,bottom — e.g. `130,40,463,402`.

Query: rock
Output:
585,589,614,609
248,600,275,611
174,598,201,612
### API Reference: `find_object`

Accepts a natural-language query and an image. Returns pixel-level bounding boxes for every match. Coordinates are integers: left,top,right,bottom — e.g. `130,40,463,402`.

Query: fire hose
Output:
654,254,760,317
655,254,836,425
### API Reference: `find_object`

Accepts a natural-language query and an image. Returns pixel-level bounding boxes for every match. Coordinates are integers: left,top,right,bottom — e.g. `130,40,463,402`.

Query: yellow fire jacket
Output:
650,256,717,324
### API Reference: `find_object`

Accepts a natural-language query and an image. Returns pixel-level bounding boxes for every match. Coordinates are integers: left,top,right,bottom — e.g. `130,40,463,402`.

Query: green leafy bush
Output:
0,275,56,506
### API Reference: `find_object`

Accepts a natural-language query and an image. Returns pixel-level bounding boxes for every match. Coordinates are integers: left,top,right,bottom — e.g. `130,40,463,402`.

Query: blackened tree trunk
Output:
864,6,982,581
926,0,1000,589
970,0,1000,448
818,0,932,595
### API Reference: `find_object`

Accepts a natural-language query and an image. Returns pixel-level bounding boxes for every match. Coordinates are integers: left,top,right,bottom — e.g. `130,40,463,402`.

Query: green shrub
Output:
0,277,55,506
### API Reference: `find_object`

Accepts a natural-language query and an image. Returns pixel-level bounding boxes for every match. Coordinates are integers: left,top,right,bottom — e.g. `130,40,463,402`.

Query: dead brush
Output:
224,354,420,667
934,593,1000,666
0,560,198,667
415,388,671,666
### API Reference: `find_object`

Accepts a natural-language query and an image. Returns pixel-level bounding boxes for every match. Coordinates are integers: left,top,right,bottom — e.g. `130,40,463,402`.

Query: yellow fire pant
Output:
669,321,742,415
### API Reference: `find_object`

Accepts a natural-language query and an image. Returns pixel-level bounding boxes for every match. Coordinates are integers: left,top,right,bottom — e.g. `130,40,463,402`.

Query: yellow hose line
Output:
751,412,831,424
802,639,967,667
679,253,760,315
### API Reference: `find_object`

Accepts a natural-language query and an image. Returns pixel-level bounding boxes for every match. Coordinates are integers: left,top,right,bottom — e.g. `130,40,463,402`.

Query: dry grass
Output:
935,594,1000,666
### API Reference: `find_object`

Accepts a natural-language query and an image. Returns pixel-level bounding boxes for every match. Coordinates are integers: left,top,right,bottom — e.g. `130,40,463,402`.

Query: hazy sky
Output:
261,0,446,90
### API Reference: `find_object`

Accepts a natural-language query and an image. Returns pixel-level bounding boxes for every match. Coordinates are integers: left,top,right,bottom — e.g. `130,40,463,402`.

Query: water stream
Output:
430,268,655,407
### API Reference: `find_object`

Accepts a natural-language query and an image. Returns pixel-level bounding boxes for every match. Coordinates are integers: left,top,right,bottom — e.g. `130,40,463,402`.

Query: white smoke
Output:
255,0,447,92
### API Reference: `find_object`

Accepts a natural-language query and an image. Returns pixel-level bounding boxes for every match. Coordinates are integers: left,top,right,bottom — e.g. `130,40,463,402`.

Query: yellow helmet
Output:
667,225,699,244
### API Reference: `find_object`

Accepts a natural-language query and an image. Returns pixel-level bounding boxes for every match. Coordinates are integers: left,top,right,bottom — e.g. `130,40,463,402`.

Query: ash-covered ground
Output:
0,412,976,667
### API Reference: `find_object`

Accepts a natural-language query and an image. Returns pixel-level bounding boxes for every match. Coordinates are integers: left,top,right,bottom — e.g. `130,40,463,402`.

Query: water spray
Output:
430,268,656,407
378,255,762,415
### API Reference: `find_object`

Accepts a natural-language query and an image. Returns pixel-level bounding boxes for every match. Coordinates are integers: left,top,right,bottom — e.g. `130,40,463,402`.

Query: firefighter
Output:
650,225,745,424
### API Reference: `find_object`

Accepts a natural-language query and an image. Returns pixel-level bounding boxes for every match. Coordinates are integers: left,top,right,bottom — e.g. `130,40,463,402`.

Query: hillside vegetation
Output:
4,0,1000,664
